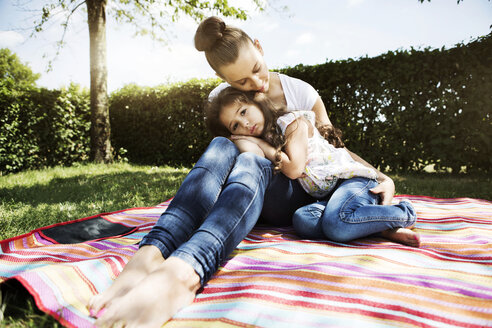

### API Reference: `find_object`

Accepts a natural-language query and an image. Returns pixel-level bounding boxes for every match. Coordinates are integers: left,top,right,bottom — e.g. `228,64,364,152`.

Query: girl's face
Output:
219,100,265,137
217,40,270,93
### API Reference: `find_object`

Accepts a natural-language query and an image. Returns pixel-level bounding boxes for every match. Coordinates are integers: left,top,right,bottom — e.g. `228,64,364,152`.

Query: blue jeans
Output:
261,170,316,226
292,177,417,241
140,137,313,285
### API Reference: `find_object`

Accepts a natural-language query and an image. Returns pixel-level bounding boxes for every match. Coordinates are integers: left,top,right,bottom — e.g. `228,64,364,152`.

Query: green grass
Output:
0,163,189,241
390,172,491,200
0,163,490,327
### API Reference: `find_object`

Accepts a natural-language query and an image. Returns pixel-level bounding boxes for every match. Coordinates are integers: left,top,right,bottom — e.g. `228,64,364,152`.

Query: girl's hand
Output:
231,137,265,157
230,135,262,145
370,176,395,205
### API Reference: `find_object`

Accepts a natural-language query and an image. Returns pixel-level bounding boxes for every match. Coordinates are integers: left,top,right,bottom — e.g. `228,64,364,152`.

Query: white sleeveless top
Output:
209,73,318,111
277,111,377,199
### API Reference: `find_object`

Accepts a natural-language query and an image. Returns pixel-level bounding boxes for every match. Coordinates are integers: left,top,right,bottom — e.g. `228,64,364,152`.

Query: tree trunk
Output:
87,0,112,163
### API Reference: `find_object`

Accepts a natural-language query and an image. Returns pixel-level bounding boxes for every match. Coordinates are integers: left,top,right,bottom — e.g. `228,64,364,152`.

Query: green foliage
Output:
110,79,220,166
280,33,492,173
0,48,40,88
32,0,267,47
2,35,490,174
0,84,90,175
26,0,269,164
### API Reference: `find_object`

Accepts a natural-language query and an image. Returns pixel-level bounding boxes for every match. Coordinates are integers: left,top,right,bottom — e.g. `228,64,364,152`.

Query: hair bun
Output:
218,20,226,35
195,16,226,52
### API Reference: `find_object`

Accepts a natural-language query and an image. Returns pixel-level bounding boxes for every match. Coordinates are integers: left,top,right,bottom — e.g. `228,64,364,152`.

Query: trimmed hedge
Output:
0,84,90,174
280,33,491,173
109,79,220,166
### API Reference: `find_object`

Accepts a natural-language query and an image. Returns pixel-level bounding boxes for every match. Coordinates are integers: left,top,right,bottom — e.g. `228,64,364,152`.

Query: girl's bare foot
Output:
380,228,421,247
88,245,165,317
94,256,201,328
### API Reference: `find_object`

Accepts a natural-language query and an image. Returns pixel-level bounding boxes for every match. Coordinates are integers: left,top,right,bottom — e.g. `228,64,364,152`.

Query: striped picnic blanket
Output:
1,195,491,327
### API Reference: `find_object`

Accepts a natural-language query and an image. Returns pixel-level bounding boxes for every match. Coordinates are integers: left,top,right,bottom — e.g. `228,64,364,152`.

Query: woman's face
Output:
217,41,270,93
219,100,265,137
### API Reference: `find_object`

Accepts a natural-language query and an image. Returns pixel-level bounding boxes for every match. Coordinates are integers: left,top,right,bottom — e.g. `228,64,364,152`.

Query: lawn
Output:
0,163,490,327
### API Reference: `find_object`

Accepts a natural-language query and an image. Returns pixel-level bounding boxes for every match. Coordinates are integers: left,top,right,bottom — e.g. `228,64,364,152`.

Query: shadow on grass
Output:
1,280,61,328
0,168,189,240
0,170,188,207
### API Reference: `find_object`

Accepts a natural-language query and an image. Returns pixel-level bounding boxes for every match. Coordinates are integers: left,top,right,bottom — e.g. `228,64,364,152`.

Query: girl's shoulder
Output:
277,111,315,135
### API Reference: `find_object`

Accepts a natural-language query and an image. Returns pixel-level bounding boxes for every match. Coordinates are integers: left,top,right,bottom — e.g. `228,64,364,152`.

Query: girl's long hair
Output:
204,87,345,172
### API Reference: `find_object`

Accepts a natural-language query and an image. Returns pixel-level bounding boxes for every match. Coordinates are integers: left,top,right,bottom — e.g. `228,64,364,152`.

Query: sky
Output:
0,0,490,92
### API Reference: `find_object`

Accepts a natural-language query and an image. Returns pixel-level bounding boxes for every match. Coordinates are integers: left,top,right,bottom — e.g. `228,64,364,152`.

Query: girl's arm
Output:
232,139,265,157
232,118,309,180
345,149,395,205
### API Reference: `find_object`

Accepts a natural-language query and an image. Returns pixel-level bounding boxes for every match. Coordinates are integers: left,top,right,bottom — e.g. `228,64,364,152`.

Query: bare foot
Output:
380,228,421,247
88,245,165,317
94,256,201,328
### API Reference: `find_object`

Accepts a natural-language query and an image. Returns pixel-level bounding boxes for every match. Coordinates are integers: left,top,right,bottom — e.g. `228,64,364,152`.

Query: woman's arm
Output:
232,118,309,180
312,97,331,126
346,149,395,205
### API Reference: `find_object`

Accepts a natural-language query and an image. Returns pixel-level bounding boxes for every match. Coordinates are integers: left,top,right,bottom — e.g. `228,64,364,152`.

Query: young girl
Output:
206,87,420,247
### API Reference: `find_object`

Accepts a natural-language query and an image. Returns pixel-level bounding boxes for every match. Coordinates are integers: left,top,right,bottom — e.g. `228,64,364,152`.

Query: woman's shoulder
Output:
277,73,319,111
278,73,315,90
208,82,230,100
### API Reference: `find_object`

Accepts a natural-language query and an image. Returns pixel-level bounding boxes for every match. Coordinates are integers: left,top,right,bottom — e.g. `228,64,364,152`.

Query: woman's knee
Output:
195,137,239,170
209,137,239,156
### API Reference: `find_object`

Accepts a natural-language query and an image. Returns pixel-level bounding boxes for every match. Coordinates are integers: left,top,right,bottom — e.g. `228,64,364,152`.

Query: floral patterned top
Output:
277,111,378,199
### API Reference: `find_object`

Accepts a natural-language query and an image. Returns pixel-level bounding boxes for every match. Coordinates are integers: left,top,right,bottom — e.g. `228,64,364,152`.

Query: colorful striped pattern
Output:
1,196,491,327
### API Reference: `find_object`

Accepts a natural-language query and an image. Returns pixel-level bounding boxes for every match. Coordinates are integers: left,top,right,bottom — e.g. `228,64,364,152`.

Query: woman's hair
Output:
194,16,253,73
204,87,345,172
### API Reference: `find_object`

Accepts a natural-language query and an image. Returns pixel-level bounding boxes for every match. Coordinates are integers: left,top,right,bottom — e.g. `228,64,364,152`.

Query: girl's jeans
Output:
140,137,315,285
292,177,417,241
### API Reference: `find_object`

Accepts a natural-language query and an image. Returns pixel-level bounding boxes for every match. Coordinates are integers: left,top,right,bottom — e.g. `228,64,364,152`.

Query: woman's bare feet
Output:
94,256,201,328
380,228,421,247
88,245,165,317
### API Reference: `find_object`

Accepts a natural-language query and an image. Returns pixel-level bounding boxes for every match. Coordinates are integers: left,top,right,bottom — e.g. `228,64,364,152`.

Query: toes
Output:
405,232,421,247
88,295,101,315
113,321,125,328
89,295,107,316
95,306,119,328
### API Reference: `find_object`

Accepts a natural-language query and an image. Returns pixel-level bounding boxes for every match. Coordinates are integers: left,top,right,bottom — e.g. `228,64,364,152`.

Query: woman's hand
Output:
345,148,395,205
370,176,395,205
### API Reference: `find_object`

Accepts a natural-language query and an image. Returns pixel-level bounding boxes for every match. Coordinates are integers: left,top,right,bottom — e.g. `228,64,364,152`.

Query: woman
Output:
88,16,396,328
